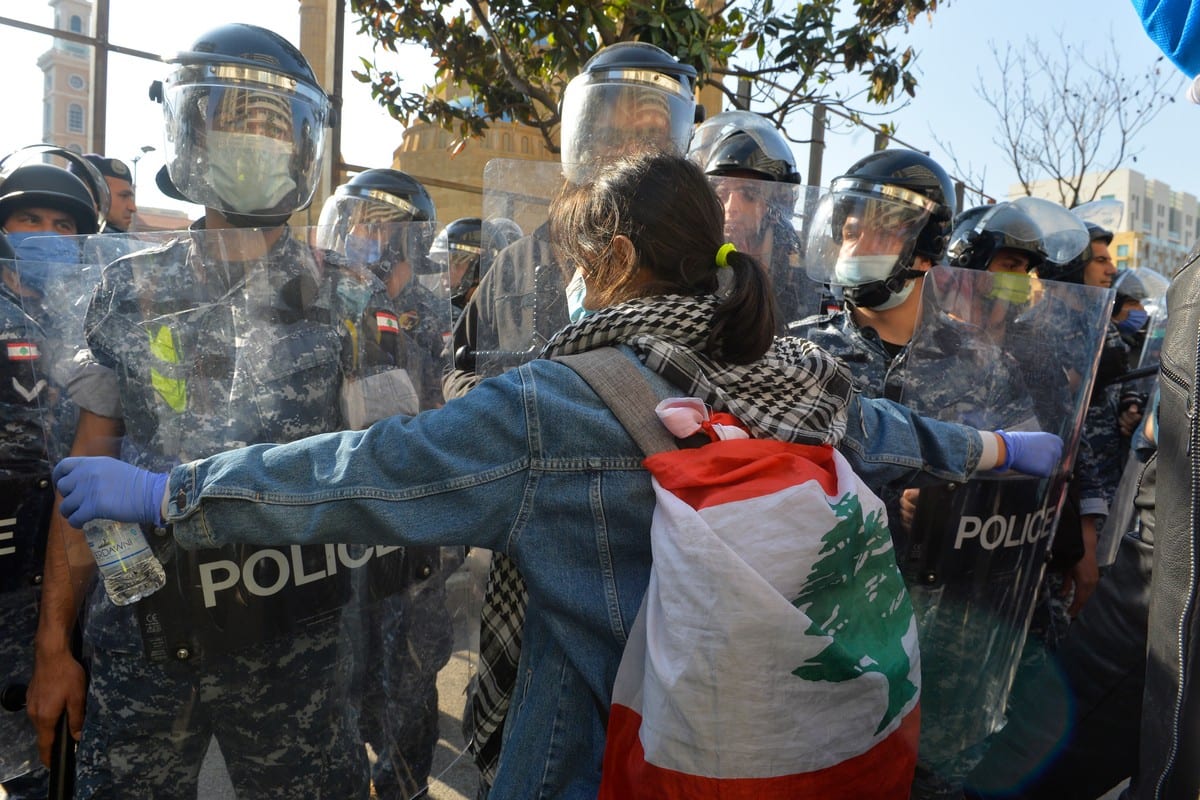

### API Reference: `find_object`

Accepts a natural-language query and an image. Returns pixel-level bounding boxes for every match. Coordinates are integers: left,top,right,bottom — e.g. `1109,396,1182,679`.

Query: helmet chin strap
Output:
845,266,924,310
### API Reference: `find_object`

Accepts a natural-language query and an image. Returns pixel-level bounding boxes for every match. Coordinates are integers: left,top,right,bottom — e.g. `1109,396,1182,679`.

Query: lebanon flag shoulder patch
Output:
6,342,40,361
599,440,920,800
375,311,401,334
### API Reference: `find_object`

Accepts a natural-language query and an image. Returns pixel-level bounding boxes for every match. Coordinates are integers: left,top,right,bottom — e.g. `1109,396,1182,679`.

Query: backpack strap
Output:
555,348,678,457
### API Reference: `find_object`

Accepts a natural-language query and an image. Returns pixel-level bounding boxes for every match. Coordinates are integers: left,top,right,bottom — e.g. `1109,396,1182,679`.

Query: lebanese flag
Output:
6,342,40,360
599,439,920,800
375,311,401,334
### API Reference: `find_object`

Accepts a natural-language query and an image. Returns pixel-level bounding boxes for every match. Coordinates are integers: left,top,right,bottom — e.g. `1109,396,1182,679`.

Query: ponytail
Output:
708,249,777,364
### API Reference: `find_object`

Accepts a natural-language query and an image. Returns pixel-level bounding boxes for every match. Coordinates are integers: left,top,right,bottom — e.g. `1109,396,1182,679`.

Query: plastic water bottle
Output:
82,520,166,605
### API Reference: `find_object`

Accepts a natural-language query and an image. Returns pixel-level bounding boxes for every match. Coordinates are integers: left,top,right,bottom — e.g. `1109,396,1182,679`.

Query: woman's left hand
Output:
53,456,168,529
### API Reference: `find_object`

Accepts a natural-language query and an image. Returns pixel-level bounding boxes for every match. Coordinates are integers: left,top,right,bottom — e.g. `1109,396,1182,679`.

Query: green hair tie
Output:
716,242,737,268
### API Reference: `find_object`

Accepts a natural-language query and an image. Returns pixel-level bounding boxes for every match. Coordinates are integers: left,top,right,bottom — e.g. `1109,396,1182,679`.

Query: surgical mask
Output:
565,268,590,323
1117,308,1149,335
345,235,383,266
866,278,915,311
4,231,80,295
987,271,1032,305
834,254,898,286
207,131,297,214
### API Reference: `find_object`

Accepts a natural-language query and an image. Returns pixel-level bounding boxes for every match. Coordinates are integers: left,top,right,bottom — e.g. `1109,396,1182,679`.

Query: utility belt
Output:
136,533,443,663
0,473,52,595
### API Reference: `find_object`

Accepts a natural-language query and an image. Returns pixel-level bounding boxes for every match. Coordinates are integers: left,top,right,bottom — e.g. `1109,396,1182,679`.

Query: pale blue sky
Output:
1,0,1192,215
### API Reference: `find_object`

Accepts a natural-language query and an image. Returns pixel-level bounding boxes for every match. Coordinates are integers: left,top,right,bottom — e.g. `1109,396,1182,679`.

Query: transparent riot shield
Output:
467,158,570,378
34,225,477,797
893,265,1111,783
0,256,61,787
707,175,830,326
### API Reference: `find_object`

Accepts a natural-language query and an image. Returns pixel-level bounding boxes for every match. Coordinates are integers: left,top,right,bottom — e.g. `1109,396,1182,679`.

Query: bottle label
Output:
89,526,151,572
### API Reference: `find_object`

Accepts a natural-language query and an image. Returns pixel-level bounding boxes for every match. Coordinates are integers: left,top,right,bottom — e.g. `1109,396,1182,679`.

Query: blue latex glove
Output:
995,430,1063,478
53,456,168,529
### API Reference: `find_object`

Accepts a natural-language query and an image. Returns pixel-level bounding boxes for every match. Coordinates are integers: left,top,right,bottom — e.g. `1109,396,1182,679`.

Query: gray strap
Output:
555,348,678,456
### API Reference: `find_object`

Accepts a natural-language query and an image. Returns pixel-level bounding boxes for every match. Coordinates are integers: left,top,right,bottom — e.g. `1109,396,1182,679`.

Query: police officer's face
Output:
3,207,77,235
105,177,136,229
987,248,1031,274
1083,241,1117,288
715,178,768,253
446,252,475,295
839,214,907,257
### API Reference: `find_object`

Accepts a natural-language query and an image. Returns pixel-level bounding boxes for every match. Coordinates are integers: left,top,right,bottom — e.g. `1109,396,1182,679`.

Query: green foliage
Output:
349,0,943,151
792,493,917,735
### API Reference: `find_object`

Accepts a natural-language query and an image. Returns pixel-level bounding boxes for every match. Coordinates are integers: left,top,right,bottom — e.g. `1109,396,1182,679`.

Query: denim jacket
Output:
165,349,982,799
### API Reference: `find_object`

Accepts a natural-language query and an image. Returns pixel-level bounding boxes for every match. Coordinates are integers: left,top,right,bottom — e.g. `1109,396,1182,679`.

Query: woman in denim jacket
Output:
52,153,1059,799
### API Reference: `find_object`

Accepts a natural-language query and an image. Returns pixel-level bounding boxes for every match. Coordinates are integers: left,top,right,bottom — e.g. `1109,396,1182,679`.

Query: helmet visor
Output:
805,188,931,286
315,195,438,276
161,64,330,218
560,74,695,180
1010,196,1091,265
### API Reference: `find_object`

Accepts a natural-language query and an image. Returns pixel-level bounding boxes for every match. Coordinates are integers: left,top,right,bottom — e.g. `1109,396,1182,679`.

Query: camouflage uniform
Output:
791,306,1037,797
0,287,52,799
71,227,371,798
1076,323,1132,521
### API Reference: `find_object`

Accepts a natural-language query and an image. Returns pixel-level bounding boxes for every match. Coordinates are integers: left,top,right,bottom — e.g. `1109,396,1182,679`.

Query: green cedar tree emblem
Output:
792,493,917,734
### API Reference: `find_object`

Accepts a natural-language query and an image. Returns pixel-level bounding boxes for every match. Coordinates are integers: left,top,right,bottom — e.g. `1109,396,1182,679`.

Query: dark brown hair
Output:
549,151,776,363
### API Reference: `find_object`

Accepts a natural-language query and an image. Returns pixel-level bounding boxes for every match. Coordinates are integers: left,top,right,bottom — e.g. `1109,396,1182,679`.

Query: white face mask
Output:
207,131,297,214
565,268,589,323
834,254,899,286
867,278,916,311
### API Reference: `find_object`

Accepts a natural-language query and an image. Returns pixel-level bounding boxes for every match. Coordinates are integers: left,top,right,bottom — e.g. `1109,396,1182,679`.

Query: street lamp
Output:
131,144,156,188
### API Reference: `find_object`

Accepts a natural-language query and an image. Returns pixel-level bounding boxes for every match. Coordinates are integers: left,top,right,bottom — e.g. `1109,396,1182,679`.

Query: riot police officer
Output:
688,110,826,323
0,231,55,800
317,167,454,798
27,23,375,798
318,167,444,412
0,158,101,798
429,217,483,316
791,150,1062,799
72,156,137,233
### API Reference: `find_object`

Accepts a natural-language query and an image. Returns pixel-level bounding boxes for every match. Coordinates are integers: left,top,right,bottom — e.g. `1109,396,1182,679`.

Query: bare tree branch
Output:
975,32,1181,207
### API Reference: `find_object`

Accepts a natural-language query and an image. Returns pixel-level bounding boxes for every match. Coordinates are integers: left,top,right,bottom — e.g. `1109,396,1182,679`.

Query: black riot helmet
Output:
0,163,101,235
690,110,801,184
428,217,484,308
316,169,438,281
804,149,955,309
947,202,1046,272
1038,221,1114,284
560,42,698,181
151,23,335,226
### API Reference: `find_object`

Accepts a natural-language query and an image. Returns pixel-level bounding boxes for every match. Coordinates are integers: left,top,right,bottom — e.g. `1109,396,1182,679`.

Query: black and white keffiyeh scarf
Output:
541,294,853,445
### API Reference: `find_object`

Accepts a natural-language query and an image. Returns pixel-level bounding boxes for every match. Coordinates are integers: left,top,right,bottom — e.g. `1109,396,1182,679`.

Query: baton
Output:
1105,362,1160,386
